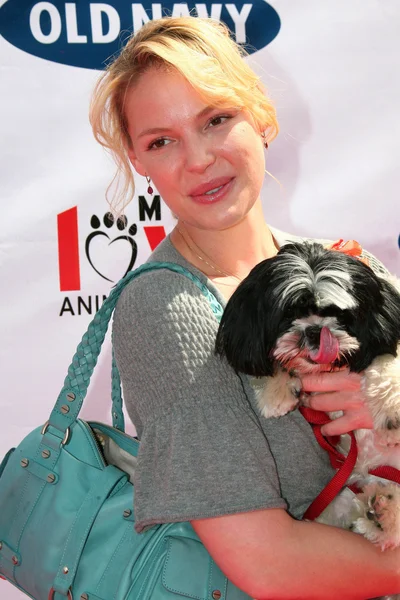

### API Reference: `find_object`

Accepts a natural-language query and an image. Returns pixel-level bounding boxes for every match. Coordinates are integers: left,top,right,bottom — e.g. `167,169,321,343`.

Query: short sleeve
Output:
113,269,287,533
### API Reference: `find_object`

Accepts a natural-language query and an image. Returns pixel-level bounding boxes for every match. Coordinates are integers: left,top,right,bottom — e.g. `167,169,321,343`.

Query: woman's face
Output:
125,67,266,232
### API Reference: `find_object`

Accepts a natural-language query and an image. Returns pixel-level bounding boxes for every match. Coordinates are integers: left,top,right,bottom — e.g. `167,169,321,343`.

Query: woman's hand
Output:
300,369,374,436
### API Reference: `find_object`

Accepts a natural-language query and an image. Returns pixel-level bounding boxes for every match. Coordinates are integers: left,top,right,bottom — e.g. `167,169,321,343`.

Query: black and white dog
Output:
215,241,400,551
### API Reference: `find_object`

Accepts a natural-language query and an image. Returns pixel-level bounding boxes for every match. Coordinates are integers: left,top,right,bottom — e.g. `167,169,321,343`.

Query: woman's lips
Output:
190,178,234,204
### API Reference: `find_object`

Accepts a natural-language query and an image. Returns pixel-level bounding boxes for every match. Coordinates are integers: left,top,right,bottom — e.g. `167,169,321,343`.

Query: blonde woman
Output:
90,17,400,599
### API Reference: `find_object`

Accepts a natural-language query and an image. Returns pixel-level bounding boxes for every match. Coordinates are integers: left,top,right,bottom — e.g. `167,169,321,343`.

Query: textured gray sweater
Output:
113,228,386,533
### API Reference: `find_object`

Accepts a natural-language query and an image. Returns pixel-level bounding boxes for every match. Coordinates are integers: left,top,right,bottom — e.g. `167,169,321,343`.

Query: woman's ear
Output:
126,145,147,177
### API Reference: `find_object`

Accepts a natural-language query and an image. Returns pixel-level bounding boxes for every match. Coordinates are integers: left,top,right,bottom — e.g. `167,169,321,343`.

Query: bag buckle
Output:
48,588,73,600
41,421,70,446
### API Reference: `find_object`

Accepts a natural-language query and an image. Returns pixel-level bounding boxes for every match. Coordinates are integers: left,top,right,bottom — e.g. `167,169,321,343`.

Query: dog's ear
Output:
215,260,280,377
350,276,400,371
370,277,400,348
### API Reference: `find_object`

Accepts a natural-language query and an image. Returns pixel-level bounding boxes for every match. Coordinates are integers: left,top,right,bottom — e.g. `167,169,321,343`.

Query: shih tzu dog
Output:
215,241,400,555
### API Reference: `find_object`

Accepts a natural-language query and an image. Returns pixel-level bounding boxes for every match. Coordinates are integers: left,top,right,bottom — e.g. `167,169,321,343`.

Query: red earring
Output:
146,175,153,195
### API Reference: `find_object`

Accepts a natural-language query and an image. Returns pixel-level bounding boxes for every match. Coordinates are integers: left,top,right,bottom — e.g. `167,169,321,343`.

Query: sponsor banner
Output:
0,0,280,68
0,3,399,596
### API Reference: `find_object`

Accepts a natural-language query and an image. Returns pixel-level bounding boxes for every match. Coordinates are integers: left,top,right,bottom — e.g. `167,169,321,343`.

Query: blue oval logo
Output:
0,1,280,70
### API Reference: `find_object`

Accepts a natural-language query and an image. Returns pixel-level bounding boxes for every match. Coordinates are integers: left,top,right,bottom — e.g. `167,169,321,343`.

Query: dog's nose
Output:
304,325,321,346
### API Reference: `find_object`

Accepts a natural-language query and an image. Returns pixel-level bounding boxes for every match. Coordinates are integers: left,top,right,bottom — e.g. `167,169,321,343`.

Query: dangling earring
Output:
261,132,268,149
145,175,153,195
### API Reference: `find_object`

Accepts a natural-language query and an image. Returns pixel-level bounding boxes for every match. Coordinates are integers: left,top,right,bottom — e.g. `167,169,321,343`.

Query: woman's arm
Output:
193,369,398,599
192,507,400,599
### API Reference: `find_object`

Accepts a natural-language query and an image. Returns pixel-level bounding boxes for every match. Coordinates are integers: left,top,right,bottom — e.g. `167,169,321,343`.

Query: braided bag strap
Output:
46,262,223,436
111,352,124,431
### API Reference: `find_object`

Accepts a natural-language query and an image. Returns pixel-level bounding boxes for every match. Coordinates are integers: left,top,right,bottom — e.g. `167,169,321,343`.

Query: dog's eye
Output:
286,299,313,319
320,306,345,318
296,297,308,308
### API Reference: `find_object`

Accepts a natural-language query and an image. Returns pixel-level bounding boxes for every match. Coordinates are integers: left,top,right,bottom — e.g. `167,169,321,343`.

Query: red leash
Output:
299,407,400,519
299,407,358,520
297,239,400,517
354,464,400,488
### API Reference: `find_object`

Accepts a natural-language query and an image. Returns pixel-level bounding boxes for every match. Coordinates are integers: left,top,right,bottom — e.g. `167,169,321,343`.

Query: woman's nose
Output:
184,135,216,173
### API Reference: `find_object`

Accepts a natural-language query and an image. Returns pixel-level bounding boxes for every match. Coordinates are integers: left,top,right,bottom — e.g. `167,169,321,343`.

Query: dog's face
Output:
215,242,400,377
273,314,360,374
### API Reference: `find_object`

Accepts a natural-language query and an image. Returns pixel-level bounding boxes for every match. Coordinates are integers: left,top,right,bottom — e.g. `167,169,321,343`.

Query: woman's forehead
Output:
124,69,216,136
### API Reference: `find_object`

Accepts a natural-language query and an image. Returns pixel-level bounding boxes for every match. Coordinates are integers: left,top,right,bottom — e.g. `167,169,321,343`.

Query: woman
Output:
90,16,400,598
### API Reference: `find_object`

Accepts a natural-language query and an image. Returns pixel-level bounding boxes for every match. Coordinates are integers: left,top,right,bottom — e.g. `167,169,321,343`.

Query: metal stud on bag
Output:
212,591,222,600
80,594,89,600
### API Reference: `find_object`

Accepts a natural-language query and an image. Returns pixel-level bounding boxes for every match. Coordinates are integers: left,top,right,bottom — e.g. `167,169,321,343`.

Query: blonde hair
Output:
90,16,279,213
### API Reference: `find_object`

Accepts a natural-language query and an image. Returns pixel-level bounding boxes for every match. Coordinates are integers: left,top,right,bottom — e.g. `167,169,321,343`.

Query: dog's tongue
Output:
309,327,339,364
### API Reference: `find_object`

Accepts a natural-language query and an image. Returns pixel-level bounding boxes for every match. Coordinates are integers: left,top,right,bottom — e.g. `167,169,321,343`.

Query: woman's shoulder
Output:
114,235,224,336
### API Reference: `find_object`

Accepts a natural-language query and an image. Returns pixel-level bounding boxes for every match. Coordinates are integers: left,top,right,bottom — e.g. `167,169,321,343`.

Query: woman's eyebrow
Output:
136,105,216,139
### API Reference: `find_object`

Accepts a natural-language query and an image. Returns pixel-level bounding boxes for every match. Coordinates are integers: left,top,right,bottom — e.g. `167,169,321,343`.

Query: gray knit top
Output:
113,227,387,533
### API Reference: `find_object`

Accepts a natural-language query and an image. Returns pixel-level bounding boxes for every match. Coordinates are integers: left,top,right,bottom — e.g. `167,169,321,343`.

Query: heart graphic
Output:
85,231,137,283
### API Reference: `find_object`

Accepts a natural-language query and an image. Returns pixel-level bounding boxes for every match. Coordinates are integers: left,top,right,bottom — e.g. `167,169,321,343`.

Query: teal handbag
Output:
0,262,251,600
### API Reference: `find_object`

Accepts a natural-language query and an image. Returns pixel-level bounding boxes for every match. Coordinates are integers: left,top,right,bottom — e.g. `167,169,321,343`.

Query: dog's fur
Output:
215,242,400,558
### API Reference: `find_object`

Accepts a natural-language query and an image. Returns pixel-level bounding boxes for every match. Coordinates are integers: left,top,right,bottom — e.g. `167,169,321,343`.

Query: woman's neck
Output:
171,200,279,283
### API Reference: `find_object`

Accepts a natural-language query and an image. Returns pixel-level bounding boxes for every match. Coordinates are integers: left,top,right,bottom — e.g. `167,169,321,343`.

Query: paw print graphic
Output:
85,212,138,282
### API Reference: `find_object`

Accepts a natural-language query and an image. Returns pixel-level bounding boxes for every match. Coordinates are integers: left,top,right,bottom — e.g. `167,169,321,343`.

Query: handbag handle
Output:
110,353,125,431
45,262,223,438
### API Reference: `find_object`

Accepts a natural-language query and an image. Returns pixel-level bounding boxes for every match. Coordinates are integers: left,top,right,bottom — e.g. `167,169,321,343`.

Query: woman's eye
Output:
147,138,169,150
208,115,231,128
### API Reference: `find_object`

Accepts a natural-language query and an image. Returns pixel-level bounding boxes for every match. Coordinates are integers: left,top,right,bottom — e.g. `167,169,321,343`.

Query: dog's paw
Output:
259,399,297,419
288,372,303,401
253,370,302,419
352,482,400,550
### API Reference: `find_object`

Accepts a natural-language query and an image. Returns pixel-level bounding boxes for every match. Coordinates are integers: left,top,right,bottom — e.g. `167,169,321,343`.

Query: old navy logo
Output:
0,1,281,70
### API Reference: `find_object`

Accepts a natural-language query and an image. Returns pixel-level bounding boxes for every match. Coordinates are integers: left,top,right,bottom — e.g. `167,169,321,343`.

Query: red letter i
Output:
57,207,81,291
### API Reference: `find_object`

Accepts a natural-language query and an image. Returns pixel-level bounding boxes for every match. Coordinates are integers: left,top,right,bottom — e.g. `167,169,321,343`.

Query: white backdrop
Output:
1,1,400,598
